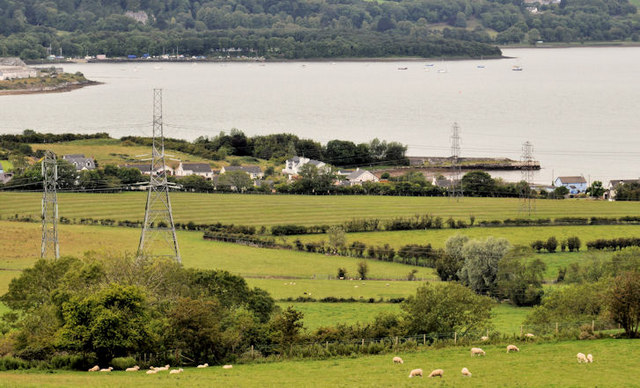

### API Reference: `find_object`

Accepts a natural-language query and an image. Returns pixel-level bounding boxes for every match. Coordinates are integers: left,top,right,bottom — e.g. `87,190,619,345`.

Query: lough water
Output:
2,47,640,185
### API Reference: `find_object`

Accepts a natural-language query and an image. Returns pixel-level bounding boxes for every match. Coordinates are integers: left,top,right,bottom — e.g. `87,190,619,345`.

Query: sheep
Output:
146,369,158,375
461,367,472,377
197,363,209,368
428,369,444,378
525,333,535,339
392,357,404,364
88,365,100,372
408,368,423,378
481,336,489,342
125,366,140,372
577,353,588,363
587,354,594,363
506,345,520,353
169,368,184,374
470,347,486,356
154,364,170,372
99,367,113,372
222,364,233,369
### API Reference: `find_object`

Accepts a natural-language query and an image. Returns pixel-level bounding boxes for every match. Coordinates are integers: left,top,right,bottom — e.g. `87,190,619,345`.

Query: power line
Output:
138,89,181,263
449,122,463,200
519,141,536,217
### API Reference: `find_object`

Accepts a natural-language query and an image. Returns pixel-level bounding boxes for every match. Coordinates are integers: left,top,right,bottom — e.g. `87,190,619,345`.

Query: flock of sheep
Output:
87,362,234,375
395,338,595,380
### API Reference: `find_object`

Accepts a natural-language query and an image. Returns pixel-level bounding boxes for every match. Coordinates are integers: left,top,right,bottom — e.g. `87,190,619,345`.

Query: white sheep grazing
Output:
408,368,423,378
525,333,535,339
88,365,100,372
197,363,209,368
577,353,588,363
99,367,113,372
154,364,170,371
428,369,444,378
146,369,158,375
461,367,472,377
471,347,486,356
506,344,520,353
587,354,594,363
125,366,140,372
481,336,489,341
222,364,233,369
169,368,184,374
392,356,404,364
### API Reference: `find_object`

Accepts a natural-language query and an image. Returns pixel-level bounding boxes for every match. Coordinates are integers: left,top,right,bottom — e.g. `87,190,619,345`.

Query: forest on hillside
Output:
0,0,638,60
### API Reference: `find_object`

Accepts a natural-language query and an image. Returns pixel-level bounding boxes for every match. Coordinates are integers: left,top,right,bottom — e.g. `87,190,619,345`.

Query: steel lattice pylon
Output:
138,89,181,262
449,122,463,200
519,141,536,217
41,150,59,259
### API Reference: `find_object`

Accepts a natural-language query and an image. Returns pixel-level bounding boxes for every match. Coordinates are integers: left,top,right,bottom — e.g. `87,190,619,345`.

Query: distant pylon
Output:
41,150,59,259
519,141,536,216
138,89,181,263
449,122,463,199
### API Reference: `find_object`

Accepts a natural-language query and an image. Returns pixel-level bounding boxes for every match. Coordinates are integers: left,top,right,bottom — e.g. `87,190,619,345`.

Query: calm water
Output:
2,47,640,184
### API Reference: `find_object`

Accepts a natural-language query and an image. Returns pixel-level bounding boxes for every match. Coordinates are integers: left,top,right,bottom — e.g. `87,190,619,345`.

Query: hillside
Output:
0,0,638,61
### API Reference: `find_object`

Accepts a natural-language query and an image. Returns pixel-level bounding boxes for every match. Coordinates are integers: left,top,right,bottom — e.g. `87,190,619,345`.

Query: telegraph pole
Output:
519,141,536,216
449,122,463,199
41,150,59,259
138,89,181,262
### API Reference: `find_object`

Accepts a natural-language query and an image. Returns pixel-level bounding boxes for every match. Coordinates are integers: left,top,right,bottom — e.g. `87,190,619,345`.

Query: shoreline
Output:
0,80,101,96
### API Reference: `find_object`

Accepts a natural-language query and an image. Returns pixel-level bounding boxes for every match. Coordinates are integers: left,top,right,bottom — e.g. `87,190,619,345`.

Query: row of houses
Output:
282,156,380,186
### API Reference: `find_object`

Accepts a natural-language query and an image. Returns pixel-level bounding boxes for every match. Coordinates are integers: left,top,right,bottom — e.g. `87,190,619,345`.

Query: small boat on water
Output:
397,67,408,70
512,65,523,71
477,65,485,69
425,63,434,67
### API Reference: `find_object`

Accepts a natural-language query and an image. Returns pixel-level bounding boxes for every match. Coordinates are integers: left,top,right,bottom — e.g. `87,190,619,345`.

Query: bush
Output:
0,356,29,371
111,356,137,370
545,236,558,253
271,224,307,236
567,236,581,252
49,353,95,370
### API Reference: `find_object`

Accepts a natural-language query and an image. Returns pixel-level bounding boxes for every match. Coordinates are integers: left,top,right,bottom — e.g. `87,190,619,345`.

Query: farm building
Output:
175,162,214,180
345,169,379,185
606,179,640,201
62,154,96,171
554,176,587,194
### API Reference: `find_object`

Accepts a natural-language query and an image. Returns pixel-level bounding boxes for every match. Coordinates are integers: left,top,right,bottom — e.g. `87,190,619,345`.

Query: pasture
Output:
2,192,640,227
0,339,636,387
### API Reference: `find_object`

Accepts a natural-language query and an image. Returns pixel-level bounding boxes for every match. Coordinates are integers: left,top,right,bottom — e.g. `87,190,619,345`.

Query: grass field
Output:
276,302,402,331
0,221,426,284
0,160,13,171
0,339,636,387
2,192,640,227
29,138,212,167
294,224,640,249
246,278,427,300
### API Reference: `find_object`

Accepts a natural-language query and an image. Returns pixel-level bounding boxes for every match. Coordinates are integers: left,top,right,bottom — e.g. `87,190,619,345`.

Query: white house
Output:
554,176,587,195
174,162,214,180
220,165,264,179
606,179,640,201
282,156,326,177
123,163,174,176
62,154,96,171
345,168,379,185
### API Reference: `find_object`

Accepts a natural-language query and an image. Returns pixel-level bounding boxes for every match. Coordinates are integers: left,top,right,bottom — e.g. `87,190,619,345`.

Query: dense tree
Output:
461,171,495,197
607,271,640,338
458,237,512,295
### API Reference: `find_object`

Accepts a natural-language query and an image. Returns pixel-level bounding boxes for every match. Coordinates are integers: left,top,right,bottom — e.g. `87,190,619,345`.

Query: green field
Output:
0,160,13,171
2,192,640,227
246,278,427,300
293,224,640,249
277,302,402,331
0,339,636,387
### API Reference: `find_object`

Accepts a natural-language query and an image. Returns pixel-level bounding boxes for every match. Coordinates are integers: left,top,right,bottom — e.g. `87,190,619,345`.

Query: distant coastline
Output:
0,76,100,96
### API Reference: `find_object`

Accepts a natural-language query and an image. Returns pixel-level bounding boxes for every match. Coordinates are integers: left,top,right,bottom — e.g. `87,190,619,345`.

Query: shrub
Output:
337,267,347,279
111,356,136,370
545,236,558,253
530,240,544,253
49,353,94,370
0,356,29,371
567,236,581,252
271,224,307,236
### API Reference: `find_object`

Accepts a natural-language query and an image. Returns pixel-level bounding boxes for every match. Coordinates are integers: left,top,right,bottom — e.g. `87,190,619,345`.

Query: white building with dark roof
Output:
175,162,214,180
122,163,174,176
345,168,379,185
554,176,587,194
62,154,96,171
220,165,264,179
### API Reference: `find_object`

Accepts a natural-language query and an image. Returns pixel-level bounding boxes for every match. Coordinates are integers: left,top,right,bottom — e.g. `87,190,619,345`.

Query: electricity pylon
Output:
41,150,59,259
449,122,463,199
138,89,181,262
519,141,536,216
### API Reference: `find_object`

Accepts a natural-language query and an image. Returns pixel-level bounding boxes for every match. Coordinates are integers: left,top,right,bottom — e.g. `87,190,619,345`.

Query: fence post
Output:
251,345,254,358
555,322,559,334
520,325,523,336
592,320,595,331
423,334,426,345
326,341,328,350
395,336,398,346
454,332,457,345
362,338,365,347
